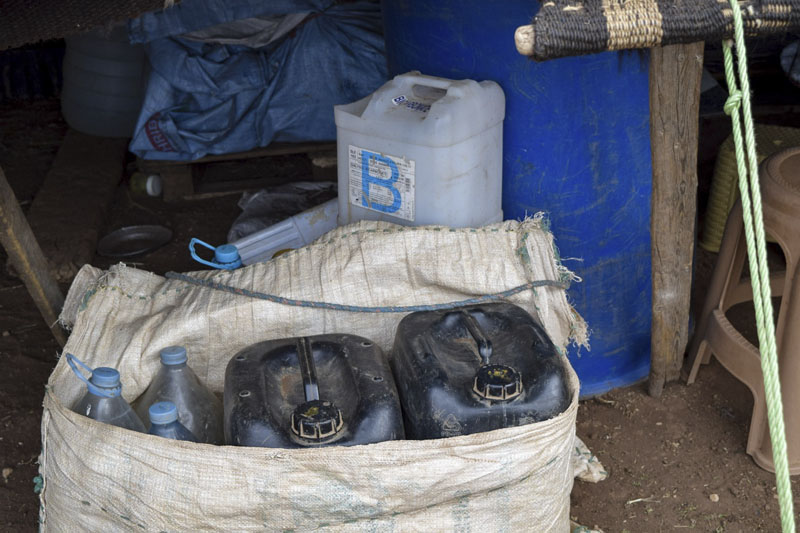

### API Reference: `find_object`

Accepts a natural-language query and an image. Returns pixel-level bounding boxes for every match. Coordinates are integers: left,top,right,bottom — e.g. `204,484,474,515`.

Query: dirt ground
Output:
1,97,799,532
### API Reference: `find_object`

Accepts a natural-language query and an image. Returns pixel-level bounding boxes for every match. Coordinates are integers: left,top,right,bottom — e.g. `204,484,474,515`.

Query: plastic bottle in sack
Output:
135,346,224,444
147,401,198,442
67,353,146,432
229,198,339,265
189,198,338,269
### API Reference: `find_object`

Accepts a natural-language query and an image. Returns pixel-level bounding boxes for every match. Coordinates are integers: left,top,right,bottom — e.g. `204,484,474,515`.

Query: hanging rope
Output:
723,1,795,531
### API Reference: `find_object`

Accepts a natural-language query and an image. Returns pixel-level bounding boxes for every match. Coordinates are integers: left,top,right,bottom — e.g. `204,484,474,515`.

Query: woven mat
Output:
526,0,800,60
700,124,800,252
0,0,167,51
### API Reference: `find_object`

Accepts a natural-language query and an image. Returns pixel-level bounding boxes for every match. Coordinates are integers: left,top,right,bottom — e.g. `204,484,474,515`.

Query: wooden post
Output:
0,165,67,346
648,42,704,397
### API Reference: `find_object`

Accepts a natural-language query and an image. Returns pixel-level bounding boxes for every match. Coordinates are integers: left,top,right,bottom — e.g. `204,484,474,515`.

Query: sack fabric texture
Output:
41,218,587,532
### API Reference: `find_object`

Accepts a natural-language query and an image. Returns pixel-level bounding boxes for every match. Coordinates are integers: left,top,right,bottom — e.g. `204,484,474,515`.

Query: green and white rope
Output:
723,1,795,530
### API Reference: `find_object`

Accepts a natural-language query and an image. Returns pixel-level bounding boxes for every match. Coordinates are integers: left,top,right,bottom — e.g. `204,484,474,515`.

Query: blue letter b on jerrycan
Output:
361,150,402,213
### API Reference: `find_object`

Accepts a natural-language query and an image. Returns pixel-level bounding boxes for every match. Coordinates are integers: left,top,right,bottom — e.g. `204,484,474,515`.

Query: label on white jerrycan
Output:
347,145,416,221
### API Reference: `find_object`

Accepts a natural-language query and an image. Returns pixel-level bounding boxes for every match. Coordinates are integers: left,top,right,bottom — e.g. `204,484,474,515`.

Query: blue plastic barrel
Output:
382,1,652,396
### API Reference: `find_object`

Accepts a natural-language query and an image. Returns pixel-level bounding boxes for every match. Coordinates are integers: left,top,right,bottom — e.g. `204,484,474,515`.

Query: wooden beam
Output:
0,165,67,346
648,42,704,397
190,141,336,164
137,142,336,201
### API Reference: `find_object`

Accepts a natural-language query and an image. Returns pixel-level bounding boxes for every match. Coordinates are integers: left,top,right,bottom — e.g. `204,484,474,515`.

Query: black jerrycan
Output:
224,334,404,448
391,302,572,439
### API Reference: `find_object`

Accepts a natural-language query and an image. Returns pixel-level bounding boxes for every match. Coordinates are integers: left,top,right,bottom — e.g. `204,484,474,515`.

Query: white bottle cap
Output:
146,175,163,197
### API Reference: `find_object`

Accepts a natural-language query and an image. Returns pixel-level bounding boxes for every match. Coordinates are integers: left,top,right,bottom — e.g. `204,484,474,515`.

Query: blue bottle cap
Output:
90,367,121,388
149,401,179,425
214,244,240,265
160,346,188,365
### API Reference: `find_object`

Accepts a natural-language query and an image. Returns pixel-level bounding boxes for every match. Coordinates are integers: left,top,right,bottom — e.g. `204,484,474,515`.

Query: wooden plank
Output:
648,42,704,397
139,141,336,168
194,141,336,164
25,129,128,281
137,141,336,200
0,165,66,346
159,165,196,202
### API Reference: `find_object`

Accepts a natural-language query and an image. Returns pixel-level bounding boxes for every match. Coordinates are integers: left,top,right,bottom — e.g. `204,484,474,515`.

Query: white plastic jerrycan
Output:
334,71,505,227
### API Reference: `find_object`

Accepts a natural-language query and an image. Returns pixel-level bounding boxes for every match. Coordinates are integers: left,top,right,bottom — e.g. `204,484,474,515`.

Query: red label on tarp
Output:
144,113,175,152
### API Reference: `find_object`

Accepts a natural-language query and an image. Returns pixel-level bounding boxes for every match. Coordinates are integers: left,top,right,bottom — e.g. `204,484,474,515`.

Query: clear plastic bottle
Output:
67,354,146,432
134,346,223,444
147,401,198,442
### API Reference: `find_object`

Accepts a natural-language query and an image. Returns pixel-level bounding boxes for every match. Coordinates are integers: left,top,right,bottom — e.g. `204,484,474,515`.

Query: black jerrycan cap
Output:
291,399,344,442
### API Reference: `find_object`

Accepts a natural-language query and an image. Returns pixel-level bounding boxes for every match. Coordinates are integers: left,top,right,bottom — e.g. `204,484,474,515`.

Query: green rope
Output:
723,1,795,531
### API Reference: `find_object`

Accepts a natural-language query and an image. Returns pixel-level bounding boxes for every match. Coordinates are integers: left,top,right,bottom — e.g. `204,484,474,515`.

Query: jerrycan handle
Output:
296,337,320,402
290,337,344,443
189,238,242,270
459,314,523,403
65,353,117,398
460,311,493,364
395,72,465,99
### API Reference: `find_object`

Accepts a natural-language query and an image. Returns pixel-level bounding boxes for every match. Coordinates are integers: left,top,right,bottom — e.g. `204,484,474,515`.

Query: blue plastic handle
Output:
189,238,222,269
189,238,241,270
65,353,118,398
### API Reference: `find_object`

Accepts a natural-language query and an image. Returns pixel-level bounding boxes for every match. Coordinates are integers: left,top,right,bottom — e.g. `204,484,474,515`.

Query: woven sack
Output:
40,219,587,532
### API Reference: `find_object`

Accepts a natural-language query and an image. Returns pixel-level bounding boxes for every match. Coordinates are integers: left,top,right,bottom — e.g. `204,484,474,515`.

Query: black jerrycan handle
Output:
459,310,493,365
458,310,523,402
290,337,344,442
296,336,319,402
